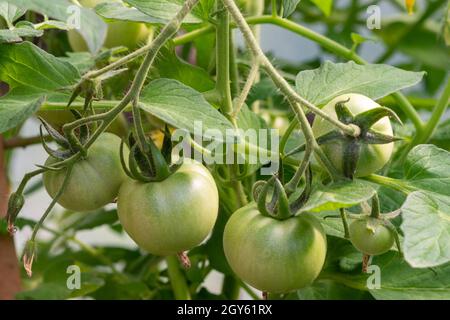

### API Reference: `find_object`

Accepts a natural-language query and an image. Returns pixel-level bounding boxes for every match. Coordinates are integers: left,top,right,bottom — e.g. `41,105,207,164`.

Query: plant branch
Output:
4,135,51,149
231,58,260,119
222,2,360,138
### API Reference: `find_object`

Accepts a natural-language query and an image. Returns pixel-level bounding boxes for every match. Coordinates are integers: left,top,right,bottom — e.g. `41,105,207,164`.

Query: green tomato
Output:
312,93,394,177
117,160,219,256
43,133,128,212
68,0,151,52
349,218,394,256
223,203,327,293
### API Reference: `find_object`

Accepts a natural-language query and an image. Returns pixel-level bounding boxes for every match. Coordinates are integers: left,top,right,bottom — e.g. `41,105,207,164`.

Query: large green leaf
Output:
301,180,376,213
7,0,106,53
401,191,450,268
124,0,202,24
0,2,25,25
404,145,450,196
152,47,215,92
0,42,80,133
96,2,165,24
295,61,425,106
138,79,234,140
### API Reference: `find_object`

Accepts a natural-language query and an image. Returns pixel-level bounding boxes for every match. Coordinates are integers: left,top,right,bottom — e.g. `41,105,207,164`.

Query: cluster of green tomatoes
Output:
13,0,400,295
40,92,398,295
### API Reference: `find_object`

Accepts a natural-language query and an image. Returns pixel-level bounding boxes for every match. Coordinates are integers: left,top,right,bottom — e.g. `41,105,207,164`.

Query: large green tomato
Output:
349,218,394,256
312,93,394,177
223,203,327,293
117,160,219,256
68,0,151,52
43,133,128,212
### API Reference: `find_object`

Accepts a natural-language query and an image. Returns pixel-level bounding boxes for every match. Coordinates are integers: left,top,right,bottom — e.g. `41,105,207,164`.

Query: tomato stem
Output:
166,255,191,300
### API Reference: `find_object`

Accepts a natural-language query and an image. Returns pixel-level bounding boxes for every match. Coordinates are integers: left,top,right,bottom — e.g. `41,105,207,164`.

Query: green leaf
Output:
401,191,450,268
0,90,45,134
295,61,425,106
34,20,68,30
301,179,376,212
282,0,301,18
0,42,80,133
96,2,165,24
297,280,371,300
64,209,119,232
431,119,450,151
0,2,26,26
16,283,72,300
0,22,43,43
321,238,450,299
405,145,450,196
152,47,215,92
369,253,450,299
309,0,333,16
124,0,202,24
138,79,234,140
90,274,152,300
0,42,80,91
7,0,107,53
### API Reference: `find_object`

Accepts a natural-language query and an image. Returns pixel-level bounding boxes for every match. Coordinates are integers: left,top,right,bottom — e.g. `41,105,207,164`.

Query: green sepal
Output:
316,130,344,145
128,144,152,182
256,177,276,218
353,107,402,132
40,125,73,160
161,125,172,164
272,177,293,220
38,117,70,149
334,98,353,124
363,130,402,144
6,192,25,235
119,138,135,180
343,139,360,179
69,109,90,144
289,165,313,214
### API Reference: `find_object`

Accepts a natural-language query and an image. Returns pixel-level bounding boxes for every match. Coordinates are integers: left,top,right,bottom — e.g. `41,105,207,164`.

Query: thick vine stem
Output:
222,0,360,138
370,194,381,219
216,1,234,122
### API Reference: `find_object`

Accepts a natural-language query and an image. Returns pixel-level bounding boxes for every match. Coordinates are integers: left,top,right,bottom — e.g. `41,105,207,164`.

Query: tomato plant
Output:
0,0,449,302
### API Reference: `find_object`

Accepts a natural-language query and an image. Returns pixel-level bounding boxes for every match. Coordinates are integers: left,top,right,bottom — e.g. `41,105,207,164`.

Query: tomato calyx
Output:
6,192,25,236
317,99,402,179
120,128,180,183
252,162,312,220
38,109,90,160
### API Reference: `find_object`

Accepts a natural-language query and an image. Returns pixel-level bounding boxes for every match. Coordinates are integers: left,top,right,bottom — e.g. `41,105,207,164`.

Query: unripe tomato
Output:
312,93,394,177
117,160,219,256
349,218,394,256
223,203,327,293
36,110,129,138
43,133,128,212
68,0,151,52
